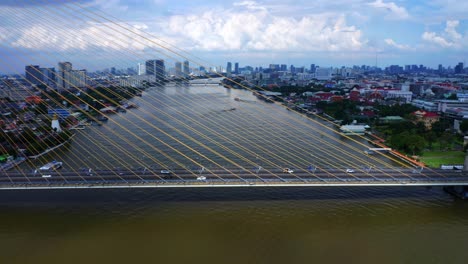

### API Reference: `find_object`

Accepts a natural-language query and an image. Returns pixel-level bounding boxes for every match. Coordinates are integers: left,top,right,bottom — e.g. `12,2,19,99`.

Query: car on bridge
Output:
160,170,171,175
197,176,206,181
346,169,355,173
283,168,294,173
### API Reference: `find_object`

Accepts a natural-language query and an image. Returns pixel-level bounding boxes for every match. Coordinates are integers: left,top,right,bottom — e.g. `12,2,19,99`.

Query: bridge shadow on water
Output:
0,186,452,209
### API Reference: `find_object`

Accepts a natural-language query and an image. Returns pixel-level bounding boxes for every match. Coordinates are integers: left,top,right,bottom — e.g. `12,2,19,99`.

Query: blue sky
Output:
0,0,467,73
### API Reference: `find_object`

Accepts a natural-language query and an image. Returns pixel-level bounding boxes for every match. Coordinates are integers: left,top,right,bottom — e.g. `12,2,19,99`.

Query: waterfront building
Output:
226,62,232,77
175,62,182,77
183,60,190,77
145,59,166,82
155,59,165,82
137,63,145,75
145,60,156,76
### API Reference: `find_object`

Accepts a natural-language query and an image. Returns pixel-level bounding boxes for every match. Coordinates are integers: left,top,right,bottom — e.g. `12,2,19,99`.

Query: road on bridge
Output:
0,167,467,188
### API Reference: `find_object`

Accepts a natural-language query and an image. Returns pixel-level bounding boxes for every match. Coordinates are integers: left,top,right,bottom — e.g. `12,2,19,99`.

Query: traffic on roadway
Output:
0,166,467,188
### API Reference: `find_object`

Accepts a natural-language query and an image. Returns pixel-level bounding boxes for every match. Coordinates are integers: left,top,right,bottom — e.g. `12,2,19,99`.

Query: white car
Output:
41,175,52,178
197,176,206,181
346,169,355,173
282,168,294,173
160,170,171,175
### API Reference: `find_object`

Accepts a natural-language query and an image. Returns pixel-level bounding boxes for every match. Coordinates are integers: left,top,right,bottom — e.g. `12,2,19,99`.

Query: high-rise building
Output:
145,59,166,82
269,64,280,72
438,64,443,73
234,62,239,74
68,69,87,88
226,62,232,76
137,63,145,75
310,64,316,73
290,65,295,73
281,64,287,72
41,68,56,87
25,65,42,85
455,62,464,74
145,60,156,76
155,59,165,82
183,60,190,77
175,62,182,77
57,62,73,90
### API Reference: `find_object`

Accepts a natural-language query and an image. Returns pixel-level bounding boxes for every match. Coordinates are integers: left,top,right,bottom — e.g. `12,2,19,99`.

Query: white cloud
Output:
163,8,366,52
445,20,462,40
421,20,466,48
368,0,410,20
233,1,267,11
384,38,411,50
11,22,154,52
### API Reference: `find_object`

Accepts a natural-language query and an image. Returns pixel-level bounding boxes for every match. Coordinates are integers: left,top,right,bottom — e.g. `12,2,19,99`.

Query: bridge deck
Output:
1,168,467,190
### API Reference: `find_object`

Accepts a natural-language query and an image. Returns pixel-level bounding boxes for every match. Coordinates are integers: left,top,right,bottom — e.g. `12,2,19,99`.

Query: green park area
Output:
419,151,465,168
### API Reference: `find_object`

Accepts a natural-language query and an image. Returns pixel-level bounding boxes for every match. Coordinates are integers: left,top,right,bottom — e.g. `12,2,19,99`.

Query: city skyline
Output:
0,0,467,73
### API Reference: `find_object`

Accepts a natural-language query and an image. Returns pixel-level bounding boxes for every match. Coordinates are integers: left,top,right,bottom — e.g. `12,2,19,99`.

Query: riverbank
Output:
420,151,465,168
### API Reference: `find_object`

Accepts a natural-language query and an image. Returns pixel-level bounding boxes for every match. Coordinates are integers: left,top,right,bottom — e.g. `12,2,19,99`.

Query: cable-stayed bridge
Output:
0,2,467,196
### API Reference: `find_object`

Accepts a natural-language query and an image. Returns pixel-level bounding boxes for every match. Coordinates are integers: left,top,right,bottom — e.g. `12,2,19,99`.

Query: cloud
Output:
0,0,92,7
163,8,366,52
368,0,410,20
233,1,267,11
421,20,465,48
11,22,153,52
384,38,411,50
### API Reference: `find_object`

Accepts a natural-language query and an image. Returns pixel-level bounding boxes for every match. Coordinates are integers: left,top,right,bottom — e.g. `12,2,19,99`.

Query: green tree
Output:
389,131,426,155
431,119,451,136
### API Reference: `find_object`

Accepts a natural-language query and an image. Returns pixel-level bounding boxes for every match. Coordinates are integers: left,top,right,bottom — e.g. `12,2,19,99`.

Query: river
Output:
2,82,468,263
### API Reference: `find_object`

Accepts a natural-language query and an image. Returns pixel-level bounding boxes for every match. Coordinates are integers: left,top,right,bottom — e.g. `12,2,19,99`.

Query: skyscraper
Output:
455,62,464,74
146,59,166,82
155,59,165,82
41,67,56,87
226,62,232,76
310,64,316,73
145,60,156,76
137,63,145,75
183,60,190,77
25,65,42,85
58,62,73,90
175,62,182,77
234,62,239,74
